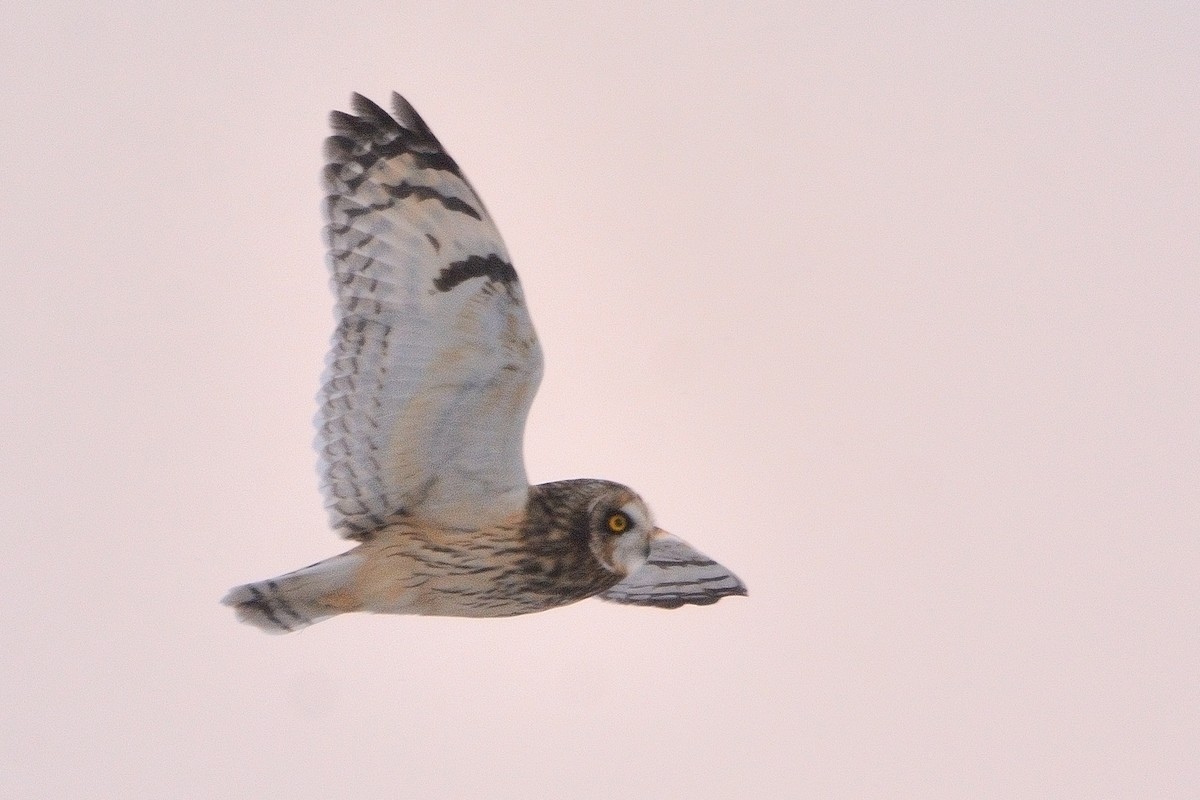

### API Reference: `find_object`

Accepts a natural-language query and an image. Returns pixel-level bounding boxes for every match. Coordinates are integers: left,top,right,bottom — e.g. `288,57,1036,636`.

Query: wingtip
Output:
332,91,435,142
349,91,390,120
390,91,435,139
390,91,414,115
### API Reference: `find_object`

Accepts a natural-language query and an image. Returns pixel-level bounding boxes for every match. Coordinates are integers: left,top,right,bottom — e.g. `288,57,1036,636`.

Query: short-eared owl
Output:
224,93,746,632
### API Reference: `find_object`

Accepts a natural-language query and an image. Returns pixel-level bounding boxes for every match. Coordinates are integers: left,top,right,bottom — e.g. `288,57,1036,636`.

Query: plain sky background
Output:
2,3,1197,798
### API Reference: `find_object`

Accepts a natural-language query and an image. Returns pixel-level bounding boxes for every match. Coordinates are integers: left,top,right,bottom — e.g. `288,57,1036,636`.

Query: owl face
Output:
586,493,654,576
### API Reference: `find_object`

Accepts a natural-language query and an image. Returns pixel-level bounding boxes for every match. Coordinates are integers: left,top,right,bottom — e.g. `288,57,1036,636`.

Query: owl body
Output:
224,93,745,633
357,480,649,617
229,480,651,631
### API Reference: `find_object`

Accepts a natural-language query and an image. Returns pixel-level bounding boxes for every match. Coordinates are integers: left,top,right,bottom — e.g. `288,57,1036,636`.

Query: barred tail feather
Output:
222,553,364,634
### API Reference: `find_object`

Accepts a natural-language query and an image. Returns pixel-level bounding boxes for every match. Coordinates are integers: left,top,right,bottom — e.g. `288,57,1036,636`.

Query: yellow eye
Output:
607,513,629,534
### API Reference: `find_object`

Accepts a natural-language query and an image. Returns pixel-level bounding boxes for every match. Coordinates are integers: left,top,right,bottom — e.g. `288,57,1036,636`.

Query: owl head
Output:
535,479,746,609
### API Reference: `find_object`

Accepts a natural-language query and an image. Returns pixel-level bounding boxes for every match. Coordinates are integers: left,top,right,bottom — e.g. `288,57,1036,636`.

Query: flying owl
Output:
223,93,746,633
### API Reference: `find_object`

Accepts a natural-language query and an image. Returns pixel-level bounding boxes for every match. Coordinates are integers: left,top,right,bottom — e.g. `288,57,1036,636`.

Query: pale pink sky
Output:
2,3,1197,798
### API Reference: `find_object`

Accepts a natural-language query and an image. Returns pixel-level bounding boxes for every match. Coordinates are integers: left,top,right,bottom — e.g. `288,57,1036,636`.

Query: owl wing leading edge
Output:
317,93,543,537
599,531,748,608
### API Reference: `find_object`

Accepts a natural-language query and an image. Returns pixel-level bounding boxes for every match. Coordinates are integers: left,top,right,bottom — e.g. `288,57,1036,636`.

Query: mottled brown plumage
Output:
345,480,645,618
228,481,656,630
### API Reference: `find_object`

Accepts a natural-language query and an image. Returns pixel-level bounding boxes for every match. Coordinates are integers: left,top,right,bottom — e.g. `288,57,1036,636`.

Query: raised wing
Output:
317,93,543,537
599,531,747,608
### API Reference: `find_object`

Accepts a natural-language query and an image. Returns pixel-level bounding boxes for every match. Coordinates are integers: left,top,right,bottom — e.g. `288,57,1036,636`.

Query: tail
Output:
222,552,363,634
